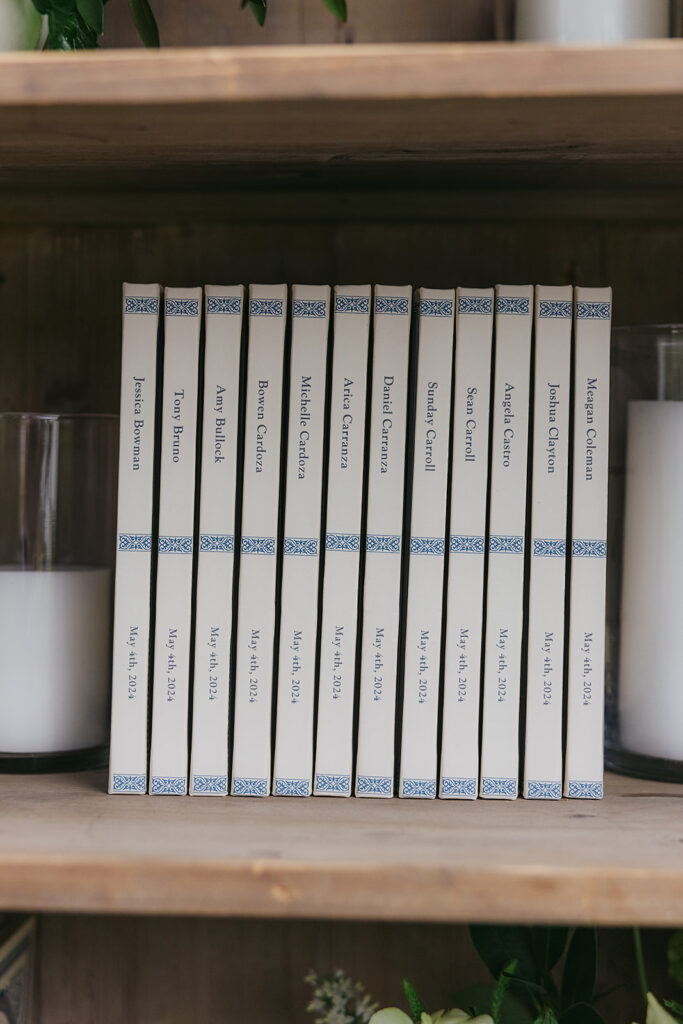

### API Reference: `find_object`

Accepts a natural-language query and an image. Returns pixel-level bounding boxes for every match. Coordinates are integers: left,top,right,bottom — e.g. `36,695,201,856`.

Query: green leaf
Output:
530,929,569,978
241,0,267,25
320,0,347,20
559,1004,606,1024
470,927,539,987
561,930,597,1012
44,8,98,48
669,934,683,989
127,0,159,46
492,961,518,1024
403,980,426,1024
76,0,103,33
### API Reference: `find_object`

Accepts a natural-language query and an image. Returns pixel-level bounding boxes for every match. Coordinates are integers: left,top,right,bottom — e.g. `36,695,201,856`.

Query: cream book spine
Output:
479,285,533,800
231,284,287,797
189,286,244,796
272,285,331,796
399,289,454,799
564,286,612,799
355,285,412,798
314,286,372,797
523,286,572,800
149,287,202,795
440,288,494,799
109,283,162,795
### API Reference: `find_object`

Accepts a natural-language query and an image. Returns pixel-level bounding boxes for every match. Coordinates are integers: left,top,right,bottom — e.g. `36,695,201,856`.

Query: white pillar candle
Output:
515,0,669,43
0,567,111,754
619,401,683,762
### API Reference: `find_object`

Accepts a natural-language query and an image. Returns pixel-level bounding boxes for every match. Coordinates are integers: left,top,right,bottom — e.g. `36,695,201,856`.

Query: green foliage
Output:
561,930,597,1012
669,933,683,990
403,979,427,1023
491,961,518,1024
128,0,159,46
32,0,159,48
320,0,347,21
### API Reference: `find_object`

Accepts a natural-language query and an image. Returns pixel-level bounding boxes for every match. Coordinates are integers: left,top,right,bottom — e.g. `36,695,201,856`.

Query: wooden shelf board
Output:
0,770,682,924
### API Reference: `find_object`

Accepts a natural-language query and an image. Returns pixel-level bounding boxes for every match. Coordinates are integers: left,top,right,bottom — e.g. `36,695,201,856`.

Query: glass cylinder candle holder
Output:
0,413,118,771
606,326,683,783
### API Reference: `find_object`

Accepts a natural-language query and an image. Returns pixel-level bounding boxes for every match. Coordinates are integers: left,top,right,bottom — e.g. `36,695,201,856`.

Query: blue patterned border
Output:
335,294,370,315
441,777,477,798
375,295,410,316
207,295,241,315
410,536,445,556
232,777,268,797
356,775,392,796
539,299,572,319
481,776,517,798
401,778,436,798
577,301,611,320
326,532,361,552
567,780,604,799
489,534,524,554
166,297,199,317
366,534,401,554
496,296,530,316
150,776,186,795
315,773,351,795
158,535,193,554
192,774,228,795
420,298,453,317
284,536,319,556
118,532,152,552
526,779,562,800
241,535,276,555
273,778,310,797
111,773,146,794
533,538,566,557
124,295,159,315
200,533,234,552
450,534,485,554
572,538,607,558
293,298,327,318
250,298,284,317
459,295,493,316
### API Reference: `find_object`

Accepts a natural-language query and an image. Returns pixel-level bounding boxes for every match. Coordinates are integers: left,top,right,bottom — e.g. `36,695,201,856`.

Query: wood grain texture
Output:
1,772,683,924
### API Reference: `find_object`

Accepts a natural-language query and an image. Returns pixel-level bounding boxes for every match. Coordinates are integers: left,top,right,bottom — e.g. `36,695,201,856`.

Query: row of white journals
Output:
108,282,611,800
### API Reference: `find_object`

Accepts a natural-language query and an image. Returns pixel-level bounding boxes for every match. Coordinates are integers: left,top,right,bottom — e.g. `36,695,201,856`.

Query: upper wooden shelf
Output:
1,770,682,925
2,42,683,189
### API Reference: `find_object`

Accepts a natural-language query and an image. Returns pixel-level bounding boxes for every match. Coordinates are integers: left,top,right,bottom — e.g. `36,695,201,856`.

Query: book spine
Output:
231,284,287,797
479,285,533,799
149,287,202,795
523,286,572,800
272,285,331,796
399,289,454,799
108,283,162,795
189,286,244,796
355,285,412,798
564,286,612,799
440,288,494,799
314,286,372,797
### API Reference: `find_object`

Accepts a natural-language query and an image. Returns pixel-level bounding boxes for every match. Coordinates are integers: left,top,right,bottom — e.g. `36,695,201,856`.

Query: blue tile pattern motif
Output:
356,775,392,796
489,534,524,554
150,776,186,795
232,777,269,797
527,779,562,800
572,538,607,558
326,532,361,552
450,534,485,554
533,538,567,557
366,534,401,553
125,295,159,315
335,294,370,315
441,777,477,798
315,773,351,795
273,778,311,797
420,298,453,317
410,536,445,555
166,297,199,317
481,776,518,798
192,774,228,795
375,295,410,315
539,299,572,319
207,295,241,314
459,295,493,316
200,534,234,552
241,535,276,555
293,298,327,318
158,535,193,554
111,773,146,794
567,780,604,799
496,296,530,316
400,777,436,798
118,532,152,552
577,301,611,320
249,298,284,317
284,536,319,556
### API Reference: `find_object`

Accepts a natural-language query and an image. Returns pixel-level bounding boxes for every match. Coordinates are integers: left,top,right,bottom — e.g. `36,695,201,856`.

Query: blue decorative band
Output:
577,301,611,320
150,776,186,795
250,298,283,317
232,777,268,797
450,534,485,554
481,776,517,798
326,532,360,552
111,773,146,794
420,298,453,317
200,533,234,552
335,294,370,315
166,298,199,317
366,533,401,554
539,299,572,319
496,296,529,316
375,295,409,316
191,774,227,795
207,295,241,315
241,535,276,555
459,295,493,316
410,536,445,555
356,775,392,796
315,773,351,795
293,298,327,318
124,296,159,315
273,777,310,797
158,535,193,554
441,777,477,798
489,534,524,554
572,538,607,558
533,538,566,557
118,532,152,552
284,536,319,556
567,780,603,799
401,777,436,798
526,779,562,800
